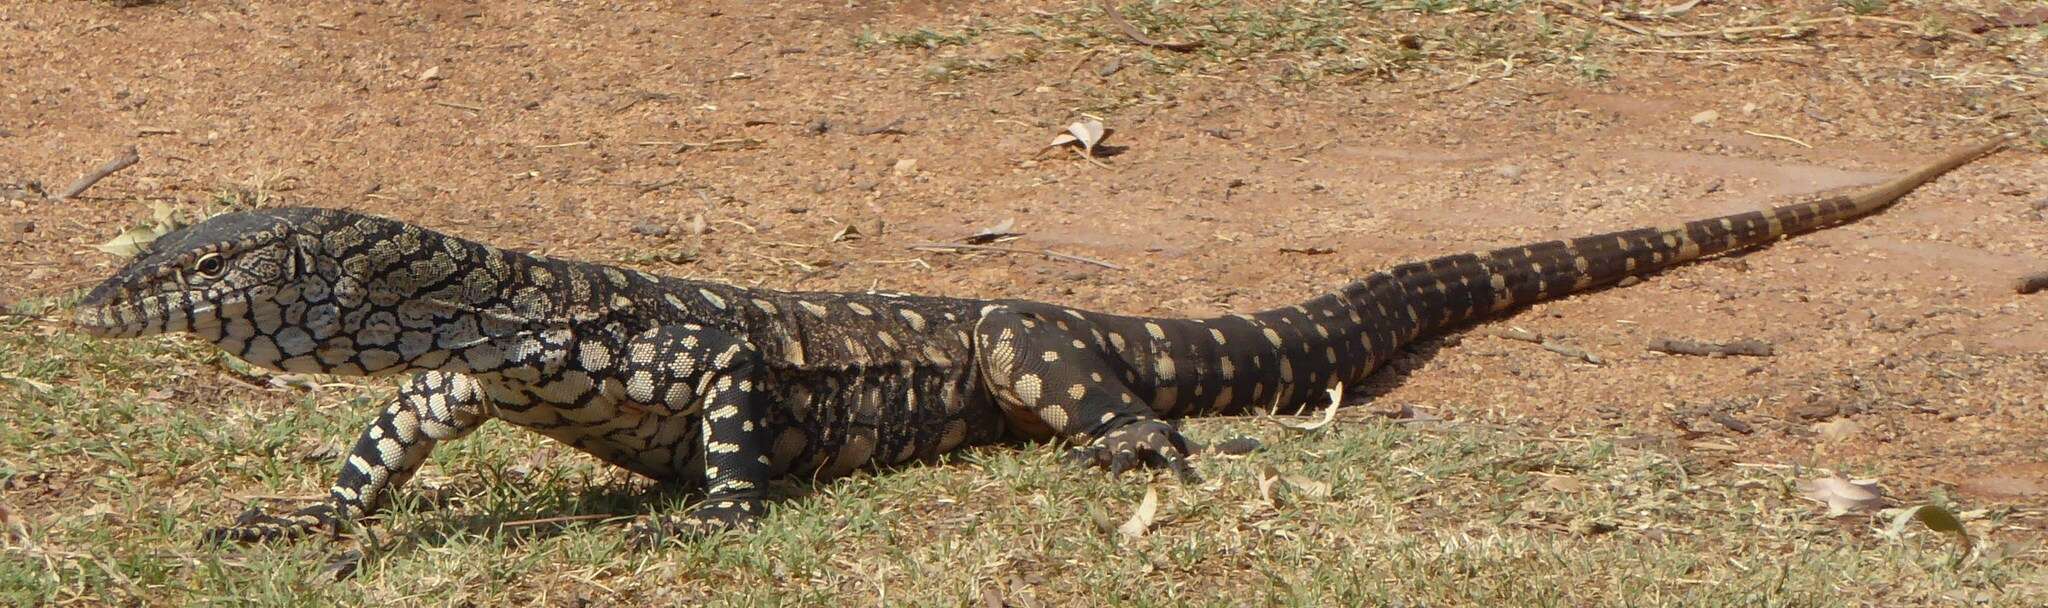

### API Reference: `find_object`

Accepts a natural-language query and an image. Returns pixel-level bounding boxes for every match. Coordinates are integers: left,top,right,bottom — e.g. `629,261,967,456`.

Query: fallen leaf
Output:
1118,488,1159,538
80,501,115,520
1889,503,1974,555
313,549,364,582
1047,119,1107,156
0,501,21,542
1281,475,1332,500
1273,383,1343,433
1798,475,1886,516
829,224,862,243
1211,436,1263,455
1814,419,1862,441
961,218,1021,244
299,440,344,463
95,226,164,257
1255,467,1280,505
1258,465,1333,505
0,373,55,394
1542,475,1587,493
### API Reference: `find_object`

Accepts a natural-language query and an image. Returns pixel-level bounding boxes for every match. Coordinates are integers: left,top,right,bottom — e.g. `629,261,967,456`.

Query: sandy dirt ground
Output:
1,0,2043,529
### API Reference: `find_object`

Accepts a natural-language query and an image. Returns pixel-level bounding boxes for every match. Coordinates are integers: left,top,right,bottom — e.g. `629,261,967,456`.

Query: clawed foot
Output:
1064,419,1201,483
624,497,764,549
203,503,342,545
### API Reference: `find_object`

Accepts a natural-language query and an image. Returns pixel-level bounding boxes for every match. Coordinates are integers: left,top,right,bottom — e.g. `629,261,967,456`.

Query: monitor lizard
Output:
73,137,2006,546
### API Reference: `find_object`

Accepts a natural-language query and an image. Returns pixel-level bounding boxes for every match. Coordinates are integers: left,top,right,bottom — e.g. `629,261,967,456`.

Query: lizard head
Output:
78,206,517,376
76,209,315,342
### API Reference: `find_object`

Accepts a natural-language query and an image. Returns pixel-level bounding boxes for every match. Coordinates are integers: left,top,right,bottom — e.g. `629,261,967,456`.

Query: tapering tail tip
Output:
1849,135,2012,212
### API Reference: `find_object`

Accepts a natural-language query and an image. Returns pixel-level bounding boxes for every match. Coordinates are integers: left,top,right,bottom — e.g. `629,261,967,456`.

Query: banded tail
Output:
1114,137,2006,418
1380,136,2010,337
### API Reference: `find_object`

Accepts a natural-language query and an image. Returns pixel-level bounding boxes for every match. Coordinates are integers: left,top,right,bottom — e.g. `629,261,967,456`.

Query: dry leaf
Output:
1542,475,1587,493
1258,465,1332,505
0,373,55,394
1814,419,1862,441
962,218,1021,244
313,549,364,582
1281,475,1332,500
1047,119,1107,156
0,502,21,542
830,224,863,243
1889,504,1974,555
95,226,164,257
1798,475,1886,516
1118,488,1160,538
299,440,344,463
1275,383,1344,432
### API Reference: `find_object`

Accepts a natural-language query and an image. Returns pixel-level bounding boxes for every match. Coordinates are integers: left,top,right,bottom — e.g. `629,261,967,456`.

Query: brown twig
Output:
1648,338,1774,357
1652,15,1982,42
1544,0,1655,37
431,100,485,113
494,513,622,528
53,145,139,201
907,242,1124,270
1101,4,1203,52
2016,271,2048,295
1625,46,1812,55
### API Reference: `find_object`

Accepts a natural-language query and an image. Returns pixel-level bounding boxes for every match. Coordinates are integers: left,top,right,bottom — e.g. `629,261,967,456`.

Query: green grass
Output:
2,316,2042,605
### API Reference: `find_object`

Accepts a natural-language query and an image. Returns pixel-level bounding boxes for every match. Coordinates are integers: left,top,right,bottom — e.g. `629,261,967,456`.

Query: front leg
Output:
611,326,774,547
206,371,492,544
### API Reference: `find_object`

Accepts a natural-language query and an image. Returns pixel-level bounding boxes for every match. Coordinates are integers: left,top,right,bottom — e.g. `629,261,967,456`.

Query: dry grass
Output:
5,1,2046,605
2,314,2044,606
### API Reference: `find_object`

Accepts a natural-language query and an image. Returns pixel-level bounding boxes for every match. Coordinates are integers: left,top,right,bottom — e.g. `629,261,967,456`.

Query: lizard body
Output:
74,138,2003,544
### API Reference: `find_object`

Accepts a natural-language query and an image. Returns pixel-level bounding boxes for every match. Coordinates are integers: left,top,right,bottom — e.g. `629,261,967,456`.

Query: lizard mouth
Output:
73,295,224,338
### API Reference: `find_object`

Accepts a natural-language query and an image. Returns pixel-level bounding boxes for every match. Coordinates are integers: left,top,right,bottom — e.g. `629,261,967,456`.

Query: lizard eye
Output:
193,253,226,279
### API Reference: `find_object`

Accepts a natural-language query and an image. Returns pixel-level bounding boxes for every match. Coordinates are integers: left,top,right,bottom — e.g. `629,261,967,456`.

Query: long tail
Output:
1376,136,2009,338
1132,136,2006,417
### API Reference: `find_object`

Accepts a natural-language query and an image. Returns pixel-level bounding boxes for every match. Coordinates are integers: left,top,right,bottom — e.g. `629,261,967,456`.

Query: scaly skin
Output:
73,138,2004,546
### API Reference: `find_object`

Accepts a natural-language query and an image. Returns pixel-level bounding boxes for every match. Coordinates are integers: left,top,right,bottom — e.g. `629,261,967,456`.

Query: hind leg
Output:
973,307,1198,481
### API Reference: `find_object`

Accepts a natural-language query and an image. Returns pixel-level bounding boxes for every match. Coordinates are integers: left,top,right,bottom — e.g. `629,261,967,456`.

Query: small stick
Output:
1544,0,1656,37
907,242,1124,270
2017,271,2048,295
1541,341,1604,365
1101,3,1203,51
1625,46,1811,55
1487,327,1544,343
1648,338,1774,357
53,145,139,201
432,100,485,113
495,513,622,528
1743,130,1813,148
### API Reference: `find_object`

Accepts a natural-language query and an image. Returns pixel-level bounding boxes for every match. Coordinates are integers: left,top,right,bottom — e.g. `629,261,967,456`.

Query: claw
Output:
1073,419,1202,482
626,498,765,549
202,503,339,546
